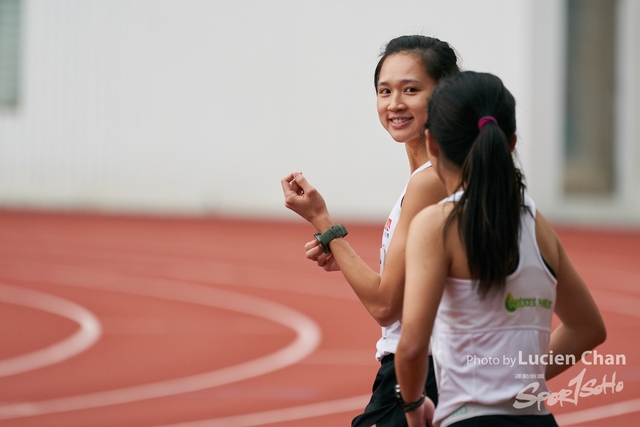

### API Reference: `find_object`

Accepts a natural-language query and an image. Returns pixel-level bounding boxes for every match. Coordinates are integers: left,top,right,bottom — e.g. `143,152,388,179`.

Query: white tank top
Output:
432,192,557,426
375,161,432,361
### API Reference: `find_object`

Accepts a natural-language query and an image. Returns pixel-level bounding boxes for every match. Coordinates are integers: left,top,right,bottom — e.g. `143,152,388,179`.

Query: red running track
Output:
0,210,638,427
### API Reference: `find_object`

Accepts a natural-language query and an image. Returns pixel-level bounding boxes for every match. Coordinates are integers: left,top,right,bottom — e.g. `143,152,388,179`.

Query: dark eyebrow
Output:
377,79,424,87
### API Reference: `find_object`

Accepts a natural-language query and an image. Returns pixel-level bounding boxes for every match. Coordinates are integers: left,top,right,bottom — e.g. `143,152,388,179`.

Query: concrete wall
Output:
0,0,638,225
527,0,640,226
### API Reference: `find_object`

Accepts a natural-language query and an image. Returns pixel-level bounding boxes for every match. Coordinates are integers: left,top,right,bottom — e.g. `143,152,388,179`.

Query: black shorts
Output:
351,354,438,427
450,414,558,427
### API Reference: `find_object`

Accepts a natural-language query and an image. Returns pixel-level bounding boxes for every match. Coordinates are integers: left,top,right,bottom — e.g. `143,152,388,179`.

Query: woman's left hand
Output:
305,239,341,271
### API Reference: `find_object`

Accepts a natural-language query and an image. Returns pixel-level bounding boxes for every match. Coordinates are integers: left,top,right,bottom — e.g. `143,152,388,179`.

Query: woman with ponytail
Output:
395,71,606,427
282,35,460,427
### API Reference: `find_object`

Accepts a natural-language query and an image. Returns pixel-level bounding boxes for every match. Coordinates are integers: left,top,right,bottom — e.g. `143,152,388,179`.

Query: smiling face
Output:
376,53,437,145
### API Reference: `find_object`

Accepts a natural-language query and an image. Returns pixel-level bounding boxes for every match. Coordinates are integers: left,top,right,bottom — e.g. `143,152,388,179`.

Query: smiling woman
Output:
281,35,460,427
375,53,436,152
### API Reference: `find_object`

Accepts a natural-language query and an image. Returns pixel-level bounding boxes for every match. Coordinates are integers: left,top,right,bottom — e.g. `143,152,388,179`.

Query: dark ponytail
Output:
426,72,525,297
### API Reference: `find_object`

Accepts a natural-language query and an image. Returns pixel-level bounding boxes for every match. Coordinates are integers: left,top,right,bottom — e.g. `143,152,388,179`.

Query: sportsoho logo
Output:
514,366,624,410
465,351,627,410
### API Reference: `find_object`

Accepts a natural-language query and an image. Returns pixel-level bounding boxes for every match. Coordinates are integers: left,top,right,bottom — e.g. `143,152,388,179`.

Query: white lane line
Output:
0,283,102,377
555,398,640,425
150,286,640,427
0,282,321,419
154,394,371,427
0,257,358,301
1,273,638,425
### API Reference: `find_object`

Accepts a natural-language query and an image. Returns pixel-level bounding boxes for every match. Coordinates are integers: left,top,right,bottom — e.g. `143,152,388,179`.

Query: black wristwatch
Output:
395,384,425,413
314,224,348,253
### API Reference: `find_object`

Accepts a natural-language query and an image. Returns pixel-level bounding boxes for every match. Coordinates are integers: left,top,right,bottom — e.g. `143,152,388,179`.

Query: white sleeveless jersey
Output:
375,161,432,361
433,192,557,426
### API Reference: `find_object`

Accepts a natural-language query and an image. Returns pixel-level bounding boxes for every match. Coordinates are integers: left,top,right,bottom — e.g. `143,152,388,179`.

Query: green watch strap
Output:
314,224,348,253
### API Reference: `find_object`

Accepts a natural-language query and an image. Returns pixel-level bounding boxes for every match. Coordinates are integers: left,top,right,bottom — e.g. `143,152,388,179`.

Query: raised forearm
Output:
328,238,401,326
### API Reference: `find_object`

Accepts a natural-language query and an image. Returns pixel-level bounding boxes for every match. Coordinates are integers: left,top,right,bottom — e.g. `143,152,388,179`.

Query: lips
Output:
390,117,413,127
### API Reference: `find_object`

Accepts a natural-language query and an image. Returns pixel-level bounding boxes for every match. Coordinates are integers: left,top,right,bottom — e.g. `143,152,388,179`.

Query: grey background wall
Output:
0,0,638,225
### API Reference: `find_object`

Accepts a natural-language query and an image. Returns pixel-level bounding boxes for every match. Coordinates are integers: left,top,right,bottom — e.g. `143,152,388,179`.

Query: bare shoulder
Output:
408,165,444,192
405,166,448,207
410,203,450,235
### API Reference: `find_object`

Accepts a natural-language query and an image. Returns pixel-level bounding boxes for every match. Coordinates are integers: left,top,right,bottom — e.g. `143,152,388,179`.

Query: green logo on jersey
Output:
505,292,552,313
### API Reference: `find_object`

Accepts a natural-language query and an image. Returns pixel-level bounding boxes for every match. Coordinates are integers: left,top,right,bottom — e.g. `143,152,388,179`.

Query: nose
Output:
388,92,405,111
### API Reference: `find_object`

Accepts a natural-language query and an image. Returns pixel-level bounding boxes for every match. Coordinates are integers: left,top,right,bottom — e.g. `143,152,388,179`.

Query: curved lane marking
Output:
0,282,321,419
155,394,371,427
161,287,640,426
6,275,638,425
0,283,102,377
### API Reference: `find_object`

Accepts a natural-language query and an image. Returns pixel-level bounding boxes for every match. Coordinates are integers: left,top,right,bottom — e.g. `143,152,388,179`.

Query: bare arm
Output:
281,170,447,326
535,212,607,380
395,206,448,427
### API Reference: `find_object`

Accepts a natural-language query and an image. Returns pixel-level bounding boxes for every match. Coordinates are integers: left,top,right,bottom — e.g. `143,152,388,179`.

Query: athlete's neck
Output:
405,138,429,174
442,170,463,195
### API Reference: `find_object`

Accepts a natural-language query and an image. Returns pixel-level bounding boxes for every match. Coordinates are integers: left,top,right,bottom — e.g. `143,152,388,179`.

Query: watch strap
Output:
395,384,425,413
314,224,348,253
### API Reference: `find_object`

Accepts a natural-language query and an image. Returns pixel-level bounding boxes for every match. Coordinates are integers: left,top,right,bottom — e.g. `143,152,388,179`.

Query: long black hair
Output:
374,35,460,90
426,71,526,297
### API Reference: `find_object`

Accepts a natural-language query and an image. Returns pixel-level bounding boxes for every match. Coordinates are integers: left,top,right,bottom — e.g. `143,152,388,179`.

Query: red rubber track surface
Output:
0,210,638,427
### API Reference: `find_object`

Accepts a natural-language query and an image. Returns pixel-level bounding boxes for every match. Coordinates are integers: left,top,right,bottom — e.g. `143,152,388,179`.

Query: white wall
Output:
526,0,640,226
0,0,638,225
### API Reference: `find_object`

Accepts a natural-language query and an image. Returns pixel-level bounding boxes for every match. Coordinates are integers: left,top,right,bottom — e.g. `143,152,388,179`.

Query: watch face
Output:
314,233,330,253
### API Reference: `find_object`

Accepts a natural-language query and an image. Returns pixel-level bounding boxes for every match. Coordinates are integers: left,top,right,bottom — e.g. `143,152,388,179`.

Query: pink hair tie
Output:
478,116,498,130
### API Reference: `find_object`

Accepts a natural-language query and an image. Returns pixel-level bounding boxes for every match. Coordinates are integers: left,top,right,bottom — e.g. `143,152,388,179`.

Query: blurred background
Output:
1,0,638,226
1,2,639,426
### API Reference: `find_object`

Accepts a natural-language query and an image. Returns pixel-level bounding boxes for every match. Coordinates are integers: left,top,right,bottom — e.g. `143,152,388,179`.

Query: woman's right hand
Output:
281,172,332,230
305,239,341,271
404,397,435,427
